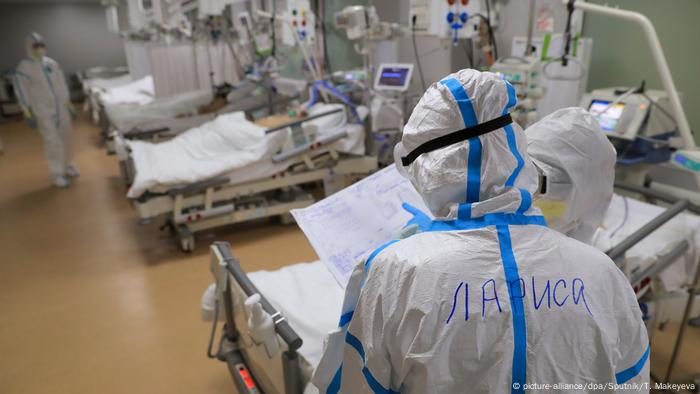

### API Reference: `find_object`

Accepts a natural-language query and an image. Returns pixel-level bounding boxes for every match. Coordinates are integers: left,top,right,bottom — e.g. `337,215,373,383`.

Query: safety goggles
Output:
32,43,46,49
531,159,573,201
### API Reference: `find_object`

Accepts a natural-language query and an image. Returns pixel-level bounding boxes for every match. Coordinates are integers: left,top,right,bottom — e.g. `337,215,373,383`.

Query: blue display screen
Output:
378,67,410,87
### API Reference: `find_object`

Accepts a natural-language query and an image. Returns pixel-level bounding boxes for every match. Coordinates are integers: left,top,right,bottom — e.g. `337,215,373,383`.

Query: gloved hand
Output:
396,203,432,239
66,101,77,120
22,108,37,129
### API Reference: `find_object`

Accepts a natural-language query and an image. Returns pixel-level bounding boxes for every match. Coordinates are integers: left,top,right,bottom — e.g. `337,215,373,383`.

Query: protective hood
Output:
525,107,616,243
395,69,539,218
25,32,45,59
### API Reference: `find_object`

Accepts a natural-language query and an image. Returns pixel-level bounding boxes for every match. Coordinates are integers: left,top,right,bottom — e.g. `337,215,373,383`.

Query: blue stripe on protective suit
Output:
615,345,650,384
502,81,524,188
346,332,400,394
496,224,527,394
364,240,400,272
517,189,531,214
327,367,342,394
440,78,481,210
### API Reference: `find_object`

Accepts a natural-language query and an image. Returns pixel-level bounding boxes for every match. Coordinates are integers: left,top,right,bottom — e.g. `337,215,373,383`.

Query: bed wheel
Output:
180,236,195,252
279,213,295,225
176,225,195,252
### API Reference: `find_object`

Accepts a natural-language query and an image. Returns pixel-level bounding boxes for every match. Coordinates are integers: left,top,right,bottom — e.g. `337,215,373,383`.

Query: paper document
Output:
291,165,428,288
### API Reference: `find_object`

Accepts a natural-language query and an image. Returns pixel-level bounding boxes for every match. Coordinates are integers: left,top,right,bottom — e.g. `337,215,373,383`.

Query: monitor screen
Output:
378,67,411,88
589,99,625,132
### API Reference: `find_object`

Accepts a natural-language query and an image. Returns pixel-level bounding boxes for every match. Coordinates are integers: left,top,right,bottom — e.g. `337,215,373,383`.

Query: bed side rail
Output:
629,240,689,288
213,242,303,351
167,176,231,198
264,107,343,135
124,126,171,140
211,241,303,394
607,181,692,261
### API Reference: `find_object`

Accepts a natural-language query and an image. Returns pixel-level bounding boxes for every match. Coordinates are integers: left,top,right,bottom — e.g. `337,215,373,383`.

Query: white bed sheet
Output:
126,104,365,198
99,75,155,106
84,74,132,91
248,261,344,370
106,89,213,132
596,194,700,291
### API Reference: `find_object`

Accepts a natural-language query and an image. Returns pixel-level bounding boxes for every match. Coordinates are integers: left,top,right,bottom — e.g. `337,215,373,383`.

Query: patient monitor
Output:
579,87,675,141
374,63,414,93
370,63,414,165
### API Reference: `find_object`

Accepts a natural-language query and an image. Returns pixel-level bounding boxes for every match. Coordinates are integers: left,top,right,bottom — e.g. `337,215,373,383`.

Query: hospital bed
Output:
103,77,302,152
204,182,700,393
104,89,296,152
103,89,214,134
90,75,156,130
117,104,377,252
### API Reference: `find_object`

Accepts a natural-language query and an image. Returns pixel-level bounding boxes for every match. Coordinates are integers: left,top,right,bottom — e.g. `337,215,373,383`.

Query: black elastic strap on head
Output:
400,113,513,166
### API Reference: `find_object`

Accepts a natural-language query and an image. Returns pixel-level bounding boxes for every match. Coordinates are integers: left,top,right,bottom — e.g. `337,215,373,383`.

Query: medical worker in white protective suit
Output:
526,107,617,245
14,32,78,188
312,70,649,393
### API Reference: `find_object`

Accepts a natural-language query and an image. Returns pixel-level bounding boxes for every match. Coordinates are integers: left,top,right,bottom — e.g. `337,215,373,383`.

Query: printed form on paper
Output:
291,165,429,288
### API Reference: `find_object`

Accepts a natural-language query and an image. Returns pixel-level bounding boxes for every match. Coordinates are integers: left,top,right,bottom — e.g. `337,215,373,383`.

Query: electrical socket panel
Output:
409,0,482,40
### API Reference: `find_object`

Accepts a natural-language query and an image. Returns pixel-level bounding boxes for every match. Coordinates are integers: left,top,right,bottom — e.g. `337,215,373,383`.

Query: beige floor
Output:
1,114,699,393
0,115,317,393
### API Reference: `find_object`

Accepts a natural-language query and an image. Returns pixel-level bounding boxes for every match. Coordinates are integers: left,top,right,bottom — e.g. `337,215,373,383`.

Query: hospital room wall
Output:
582,0,700,141
0,3,127,77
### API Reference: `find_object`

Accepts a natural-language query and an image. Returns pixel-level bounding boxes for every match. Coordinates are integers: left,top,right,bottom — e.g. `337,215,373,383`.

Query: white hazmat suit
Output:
312,70,649,393
14,33,77,187
526,107,617,244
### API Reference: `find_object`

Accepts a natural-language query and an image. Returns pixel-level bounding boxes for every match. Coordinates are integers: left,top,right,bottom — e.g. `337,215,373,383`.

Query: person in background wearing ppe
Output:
312,70,649,393
14,32,78,188
526,107,617,245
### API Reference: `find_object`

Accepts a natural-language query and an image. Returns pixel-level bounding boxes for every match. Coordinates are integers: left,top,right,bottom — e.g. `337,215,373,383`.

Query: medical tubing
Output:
562,0,575,66
609,196,629,239
461,39,474,68
524,0,536,57
411,15,427,91
216,243,303,350
484,0,498,60
319,2,332,76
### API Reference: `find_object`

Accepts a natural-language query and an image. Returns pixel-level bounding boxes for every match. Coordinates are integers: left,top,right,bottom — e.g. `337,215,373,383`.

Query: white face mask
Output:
31,47,45,59
534,198,579,235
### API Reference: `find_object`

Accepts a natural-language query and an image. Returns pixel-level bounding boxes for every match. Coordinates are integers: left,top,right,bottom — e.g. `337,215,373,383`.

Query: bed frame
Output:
207,182,700,393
